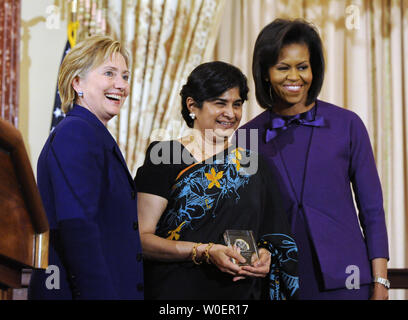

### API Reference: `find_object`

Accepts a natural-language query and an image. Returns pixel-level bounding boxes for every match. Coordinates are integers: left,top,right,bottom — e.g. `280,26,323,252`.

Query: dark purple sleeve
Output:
349,114,389,260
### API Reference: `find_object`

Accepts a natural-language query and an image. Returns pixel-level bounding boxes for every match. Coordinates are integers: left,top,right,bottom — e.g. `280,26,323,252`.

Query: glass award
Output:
223,230,259,266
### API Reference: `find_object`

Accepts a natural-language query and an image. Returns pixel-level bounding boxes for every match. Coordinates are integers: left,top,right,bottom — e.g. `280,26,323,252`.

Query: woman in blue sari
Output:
135,61,298,300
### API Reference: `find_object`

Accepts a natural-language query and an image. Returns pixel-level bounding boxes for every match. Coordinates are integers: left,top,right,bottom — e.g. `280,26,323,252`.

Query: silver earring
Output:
189,113,196,120
78,91,83,97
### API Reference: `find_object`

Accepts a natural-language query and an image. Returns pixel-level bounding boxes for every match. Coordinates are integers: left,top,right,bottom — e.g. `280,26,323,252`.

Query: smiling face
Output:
189,87,243,142
268,43,313,108
72,52,130,125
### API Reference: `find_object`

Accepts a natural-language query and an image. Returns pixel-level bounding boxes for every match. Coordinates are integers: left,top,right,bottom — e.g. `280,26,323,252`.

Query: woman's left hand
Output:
233,248,271,281
370,283,389,300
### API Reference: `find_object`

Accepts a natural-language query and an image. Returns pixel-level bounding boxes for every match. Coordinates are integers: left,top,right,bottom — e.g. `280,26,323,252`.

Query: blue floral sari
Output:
136,141,298,300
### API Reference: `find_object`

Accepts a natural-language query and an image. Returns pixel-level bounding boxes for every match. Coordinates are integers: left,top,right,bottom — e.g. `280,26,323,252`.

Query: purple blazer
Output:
238,100,389,290
29,105,144,299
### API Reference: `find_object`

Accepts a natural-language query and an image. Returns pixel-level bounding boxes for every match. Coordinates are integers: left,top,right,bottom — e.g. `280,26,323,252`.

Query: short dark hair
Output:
180,61,249,128
252,19,325,109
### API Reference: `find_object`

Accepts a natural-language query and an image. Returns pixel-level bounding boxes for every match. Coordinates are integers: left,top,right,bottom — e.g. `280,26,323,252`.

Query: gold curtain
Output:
76,0,108,39
214,0,408,299
106,0,226,174
0,0,20,127
56,0,108,41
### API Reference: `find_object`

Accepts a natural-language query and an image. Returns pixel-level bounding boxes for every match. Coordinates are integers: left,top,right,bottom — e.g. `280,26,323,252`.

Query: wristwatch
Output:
373,277,390,289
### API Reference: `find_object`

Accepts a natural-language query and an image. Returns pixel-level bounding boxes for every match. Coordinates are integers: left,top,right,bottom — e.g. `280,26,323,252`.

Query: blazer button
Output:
137,283,144,292
131,191,136,199
298,204,303,209
136,253,143,262
133,221,139,231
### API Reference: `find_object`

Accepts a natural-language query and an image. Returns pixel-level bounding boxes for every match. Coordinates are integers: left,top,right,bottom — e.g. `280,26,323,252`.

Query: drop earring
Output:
189,113,196,120
265,79,274,103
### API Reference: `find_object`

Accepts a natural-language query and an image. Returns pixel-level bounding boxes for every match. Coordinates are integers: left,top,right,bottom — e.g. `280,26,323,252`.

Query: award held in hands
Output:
223,230,259,266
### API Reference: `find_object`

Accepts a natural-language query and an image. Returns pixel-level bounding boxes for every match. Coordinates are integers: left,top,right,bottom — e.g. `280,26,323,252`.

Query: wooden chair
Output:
0,118,49,299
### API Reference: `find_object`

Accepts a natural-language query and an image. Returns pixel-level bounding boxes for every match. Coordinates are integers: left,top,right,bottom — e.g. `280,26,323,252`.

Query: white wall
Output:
20,0,67,177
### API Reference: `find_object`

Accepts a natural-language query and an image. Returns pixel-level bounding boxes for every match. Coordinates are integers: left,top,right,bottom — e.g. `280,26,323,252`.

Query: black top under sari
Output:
135,140,298,300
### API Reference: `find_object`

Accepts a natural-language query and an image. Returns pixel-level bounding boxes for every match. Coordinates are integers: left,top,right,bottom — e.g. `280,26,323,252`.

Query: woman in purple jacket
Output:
239,19,389,299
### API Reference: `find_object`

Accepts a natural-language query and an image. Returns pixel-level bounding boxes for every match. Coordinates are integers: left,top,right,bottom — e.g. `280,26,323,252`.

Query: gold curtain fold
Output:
106,0,226,174
76,0,108,40
214,0,408,300
55,0,108,41
0,0,20,127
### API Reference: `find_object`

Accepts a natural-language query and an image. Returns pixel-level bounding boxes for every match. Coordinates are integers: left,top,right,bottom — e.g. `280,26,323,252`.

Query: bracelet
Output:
204,243,215,264
192,243,203,265
373,276,390,289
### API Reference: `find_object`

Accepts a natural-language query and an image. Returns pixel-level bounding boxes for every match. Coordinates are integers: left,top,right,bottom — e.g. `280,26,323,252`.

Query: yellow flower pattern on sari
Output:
161,148,251,242
167,221,186,240
231,148,244,172
205,168,224,189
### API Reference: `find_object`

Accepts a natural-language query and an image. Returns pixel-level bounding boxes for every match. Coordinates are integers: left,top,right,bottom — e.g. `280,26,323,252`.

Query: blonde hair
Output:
58,35,130,113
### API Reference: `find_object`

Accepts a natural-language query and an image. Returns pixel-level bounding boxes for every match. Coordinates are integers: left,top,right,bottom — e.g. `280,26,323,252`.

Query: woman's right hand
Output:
206,244,246,276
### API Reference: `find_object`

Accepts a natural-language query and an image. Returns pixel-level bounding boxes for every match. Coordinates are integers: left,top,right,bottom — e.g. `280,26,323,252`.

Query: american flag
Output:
50,40,71,132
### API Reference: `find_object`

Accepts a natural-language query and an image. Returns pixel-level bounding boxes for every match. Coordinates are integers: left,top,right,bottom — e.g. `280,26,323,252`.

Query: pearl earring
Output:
189,113,196,120
78,91,83,97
